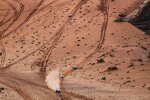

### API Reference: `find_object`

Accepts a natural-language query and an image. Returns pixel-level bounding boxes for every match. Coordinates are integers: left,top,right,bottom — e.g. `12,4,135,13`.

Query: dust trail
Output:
45,69,61,92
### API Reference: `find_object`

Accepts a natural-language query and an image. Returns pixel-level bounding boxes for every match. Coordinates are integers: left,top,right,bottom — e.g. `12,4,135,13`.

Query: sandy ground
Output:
0,0,150,100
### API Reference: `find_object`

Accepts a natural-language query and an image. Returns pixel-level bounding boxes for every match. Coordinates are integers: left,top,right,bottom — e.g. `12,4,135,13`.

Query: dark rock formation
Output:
125,0,150,34
131,2,150,34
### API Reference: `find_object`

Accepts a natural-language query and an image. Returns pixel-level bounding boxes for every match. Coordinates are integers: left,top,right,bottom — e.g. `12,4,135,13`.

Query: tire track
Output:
0,21,67,71
0,0,87,71
77,0,109,67
53,1,95,100
0,0,44,71
0,72,60,100
0,0,17,69
0,0,22,27
0,37,6,68
8,79,32,100
0,79,32,100
1,0,43,40
39,0,88,79
59,80,93,100
0,27,65,71
27,0,71,28
0,73,48,90
30,0,91,99
60,1,110,99
0,71,92,100
0,9,10,27
34,0,60,15
1,0,24,37
0,0,17,27
27,7,54,26
40,0,94,99
39,24,66,79
0,0,24,69
1,0,102,100
30,58,41,70
24,0,58,26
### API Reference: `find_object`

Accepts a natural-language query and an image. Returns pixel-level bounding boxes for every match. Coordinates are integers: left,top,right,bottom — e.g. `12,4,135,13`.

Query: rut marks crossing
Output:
0,79,32,100
0,8,11,27
0,0,24,69
39,0,88,79
1,0,24,37
0,0,19,69
1,0,43,40
0,0,44,71
60,1,110,99
0,72,59,100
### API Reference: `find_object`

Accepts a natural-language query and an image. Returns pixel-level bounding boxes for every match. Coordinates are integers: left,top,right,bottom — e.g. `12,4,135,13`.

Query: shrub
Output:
97,58,105,63
114,17,124,22
101,77,106,80
0,87,4,92
148,52,150,59
147,87,150,91
118,13,126,18
106,66,118,71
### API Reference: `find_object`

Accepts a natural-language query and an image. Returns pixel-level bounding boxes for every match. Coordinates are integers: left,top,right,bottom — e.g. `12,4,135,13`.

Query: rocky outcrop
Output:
124,0,150,34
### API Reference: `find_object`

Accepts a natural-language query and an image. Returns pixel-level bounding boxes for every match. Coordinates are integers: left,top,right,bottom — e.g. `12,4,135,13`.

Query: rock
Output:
124,0,150,34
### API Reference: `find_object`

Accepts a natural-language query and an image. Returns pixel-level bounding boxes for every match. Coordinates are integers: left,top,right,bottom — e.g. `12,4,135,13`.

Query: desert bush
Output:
118,13,127,18
114,17,124,22
106,66,118,71
101,77,106,80
97,58,105,63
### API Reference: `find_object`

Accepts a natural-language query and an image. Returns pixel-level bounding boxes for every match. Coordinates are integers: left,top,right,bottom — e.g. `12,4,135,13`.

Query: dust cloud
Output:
45,69,61,92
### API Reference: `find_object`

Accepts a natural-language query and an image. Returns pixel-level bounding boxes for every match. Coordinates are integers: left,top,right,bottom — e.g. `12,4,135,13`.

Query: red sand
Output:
0,0,150,100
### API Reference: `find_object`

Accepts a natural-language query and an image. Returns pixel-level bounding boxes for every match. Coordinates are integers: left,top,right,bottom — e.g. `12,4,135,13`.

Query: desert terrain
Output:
0,0,150,100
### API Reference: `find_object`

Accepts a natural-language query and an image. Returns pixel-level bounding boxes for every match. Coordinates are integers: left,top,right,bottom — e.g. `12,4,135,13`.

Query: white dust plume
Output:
45,69,61,92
